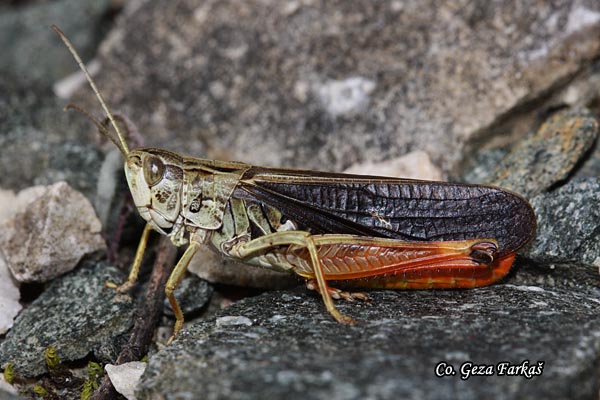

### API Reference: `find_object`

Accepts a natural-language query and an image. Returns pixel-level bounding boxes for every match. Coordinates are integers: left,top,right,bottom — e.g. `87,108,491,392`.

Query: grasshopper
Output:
52,26,536,341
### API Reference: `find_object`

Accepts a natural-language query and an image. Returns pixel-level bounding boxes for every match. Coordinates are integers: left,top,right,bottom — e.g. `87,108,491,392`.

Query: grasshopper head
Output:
125,148,184,234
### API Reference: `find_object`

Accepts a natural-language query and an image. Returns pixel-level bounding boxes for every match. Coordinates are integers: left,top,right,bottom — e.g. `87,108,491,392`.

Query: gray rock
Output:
544,58,600,182
73,0,600,174
163,274,213,318
524,178,600,266
0,262,133,377
509,259,599,289
33,141,104,200
0,127,102,198
138,267,600,400
0,81,59,190
457,147,509,184
458,57,600,184
573,139,600,180
0,1,112,207
460,108,598,197
0,0,112,85
0,76,104,200
488,108,598,198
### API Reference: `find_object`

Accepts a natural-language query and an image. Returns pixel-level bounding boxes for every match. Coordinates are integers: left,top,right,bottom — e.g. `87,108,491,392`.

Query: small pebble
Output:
216,316,253,328
105,362,147,400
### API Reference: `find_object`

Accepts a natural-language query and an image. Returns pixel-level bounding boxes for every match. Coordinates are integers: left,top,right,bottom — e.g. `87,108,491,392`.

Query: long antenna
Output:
51,25,130,156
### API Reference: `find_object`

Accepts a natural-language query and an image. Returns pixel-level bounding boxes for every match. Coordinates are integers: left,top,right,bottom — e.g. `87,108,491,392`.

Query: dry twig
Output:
92,236,177,400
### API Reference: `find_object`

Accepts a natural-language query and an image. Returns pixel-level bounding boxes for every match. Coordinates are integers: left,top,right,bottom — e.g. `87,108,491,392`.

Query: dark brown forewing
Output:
234,168,536,256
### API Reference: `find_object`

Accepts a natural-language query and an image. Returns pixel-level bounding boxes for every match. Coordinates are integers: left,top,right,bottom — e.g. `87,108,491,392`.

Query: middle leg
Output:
231,231,356,324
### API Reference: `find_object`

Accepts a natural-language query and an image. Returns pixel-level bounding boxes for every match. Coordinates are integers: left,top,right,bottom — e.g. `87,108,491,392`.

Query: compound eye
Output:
143,156,165,187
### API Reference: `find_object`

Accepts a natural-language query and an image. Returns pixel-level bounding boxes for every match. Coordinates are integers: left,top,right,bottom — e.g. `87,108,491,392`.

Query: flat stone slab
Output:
139,261,600,400
525,178,600,266
0,262,133,378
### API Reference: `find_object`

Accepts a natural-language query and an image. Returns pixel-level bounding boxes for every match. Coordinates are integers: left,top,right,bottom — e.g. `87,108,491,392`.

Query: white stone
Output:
565,6,600,35
0,182,106,283
0,255,21,335
105,362,147,400
343,150,443,181
0,372,17,394
216,316,253,327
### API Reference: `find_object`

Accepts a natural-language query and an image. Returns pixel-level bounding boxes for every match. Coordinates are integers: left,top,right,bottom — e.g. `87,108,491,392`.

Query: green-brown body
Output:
125,147,533,287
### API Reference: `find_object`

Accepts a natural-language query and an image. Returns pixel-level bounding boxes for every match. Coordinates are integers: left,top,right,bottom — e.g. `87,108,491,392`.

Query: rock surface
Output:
73,0,600,174
138,266,600,400
0,76,105,199
0,0,110,202
488,108,598,198
0,182,106,283
0,262,133,378
163,273,214,318
0,0,111,85
525,178,600,266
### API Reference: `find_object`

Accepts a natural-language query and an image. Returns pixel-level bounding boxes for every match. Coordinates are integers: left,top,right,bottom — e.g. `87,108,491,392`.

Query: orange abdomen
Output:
287,241,515,289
